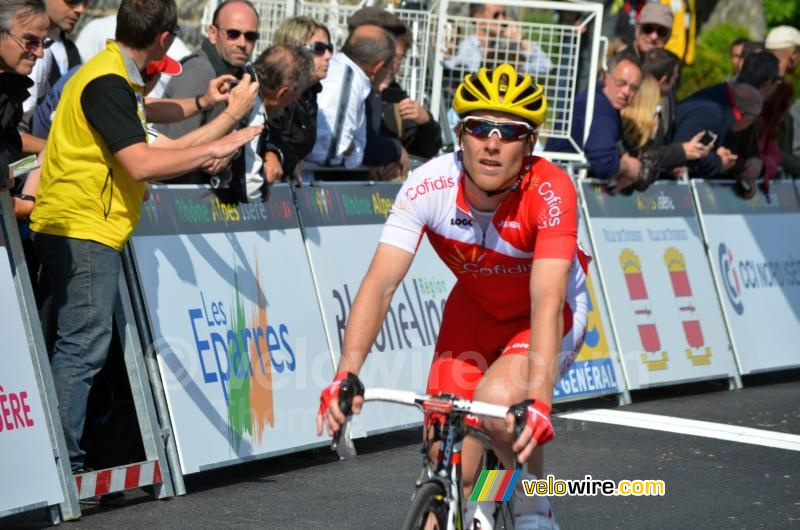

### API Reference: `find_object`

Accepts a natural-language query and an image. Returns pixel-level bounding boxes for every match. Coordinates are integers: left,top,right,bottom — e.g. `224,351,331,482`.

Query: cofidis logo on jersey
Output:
406,176,455,200
718,243,744,315
187,259,297,449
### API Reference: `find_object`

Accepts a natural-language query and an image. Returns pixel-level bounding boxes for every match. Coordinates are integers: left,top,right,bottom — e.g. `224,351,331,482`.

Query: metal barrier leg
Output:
0,192,81,522
114,273,176,499
120,245,187,496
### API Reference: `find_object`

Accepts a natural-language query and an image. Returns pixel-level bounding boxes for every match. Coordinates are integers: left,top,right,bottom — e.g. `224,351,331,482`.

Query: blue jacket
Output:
32,66,80,140
546,85,621,180
672,82,736,178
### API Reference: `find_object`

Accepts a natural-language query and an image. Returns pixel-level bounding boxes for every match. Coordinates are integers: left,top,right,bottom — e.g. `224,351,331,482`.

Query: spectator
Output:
0,0,49,190
379,20,443,161
638,48,710,183
758,82,797,182
29,0,260,473
158,0,260,185
620,73,711,189
19,0,87,154
737,51,781,100
546,52,642,193
630,3,673,58
444,4,551,77
764,25,800,76
730,37,748,74
308,24,395,170
247,44,312,198
725,52,780,191
265,16,332,186
73,14,191,98
672,82,763,192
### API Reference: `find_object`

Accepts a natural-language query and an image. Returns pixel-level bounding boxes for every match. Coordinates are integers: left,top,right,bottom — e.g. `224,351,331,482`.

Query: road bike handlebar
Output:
332,387,530,459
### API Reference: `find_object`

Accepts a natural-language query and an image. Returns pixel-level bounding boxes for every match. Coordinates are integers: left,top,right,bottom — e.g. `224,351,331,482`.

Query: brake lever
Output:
509,402,528,471
330,379,358,460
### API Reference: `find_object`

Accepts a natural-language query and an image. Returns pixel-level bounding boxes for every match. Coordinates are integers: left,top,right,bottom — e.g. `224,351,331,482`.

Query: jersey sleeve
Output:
531,169,578,262
378,171,431,254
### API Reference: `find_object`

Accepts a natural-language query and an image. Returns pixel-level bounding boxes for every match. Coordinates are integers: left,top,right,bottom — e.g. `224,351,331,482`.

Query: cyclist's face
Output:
459,110,533,192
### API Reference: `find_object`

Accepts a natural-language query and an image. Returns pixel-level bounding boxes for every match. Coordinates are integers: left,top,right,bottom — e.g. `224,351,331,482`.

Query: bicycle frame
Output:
337,388,512,530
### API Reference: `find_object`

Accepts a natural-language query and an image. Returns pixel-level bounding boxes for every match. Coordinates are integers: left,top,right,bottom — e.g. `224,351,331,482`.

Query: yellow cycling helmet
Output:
453,64,547,127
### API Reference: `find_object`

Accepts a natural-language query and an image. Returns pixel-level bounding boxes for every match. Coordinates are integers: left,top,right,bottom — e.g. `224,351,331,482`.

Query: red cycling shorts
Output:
426,282,588,401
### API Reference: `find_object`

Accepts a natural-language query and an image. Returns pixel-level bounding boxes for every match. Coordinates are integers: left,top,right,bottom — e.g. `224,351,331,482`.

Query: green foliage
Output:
764,0,800,28
678,23,752,101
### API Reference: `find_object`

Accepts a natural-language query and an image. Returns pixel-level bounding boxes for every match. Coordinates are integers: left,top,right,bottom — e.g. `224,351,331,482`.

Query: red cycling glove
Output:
318,371,364,419
516,399,554,446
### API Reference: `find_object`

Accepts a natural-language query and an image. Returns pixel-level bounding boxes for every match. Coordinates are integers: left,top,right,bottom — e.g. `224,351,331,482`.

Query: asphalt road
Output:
5,375,799,529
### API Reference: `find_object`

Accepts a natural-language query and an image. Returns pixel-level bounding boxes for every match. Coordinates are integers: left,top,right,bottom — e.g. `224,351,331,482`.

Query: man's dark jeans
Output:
33,232,121,472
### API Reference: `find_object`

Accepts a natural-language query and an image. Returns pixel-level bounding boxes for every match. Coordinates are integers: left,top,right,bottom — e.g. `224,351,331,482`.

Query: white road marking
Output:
559,409,800,451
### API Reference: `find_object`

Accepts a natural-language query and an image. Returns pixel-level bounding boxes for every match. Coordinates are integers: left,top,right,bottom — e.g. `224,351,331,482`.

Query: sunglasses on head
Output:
461,116,535,141
3,31,54,53
640,23,670,38
215,26,259,43
305,41,334,56
64,0,92,6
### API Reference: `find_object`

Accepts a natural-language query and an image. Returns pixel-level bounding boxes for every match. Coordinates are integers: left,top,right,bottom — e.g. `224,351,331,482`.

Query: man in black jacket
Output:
0,0,49,189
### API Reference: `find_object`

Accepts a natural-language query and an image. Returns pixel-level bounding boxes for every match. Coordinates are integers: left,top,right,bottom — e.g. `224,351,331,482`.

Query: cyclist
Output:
317,63,589,530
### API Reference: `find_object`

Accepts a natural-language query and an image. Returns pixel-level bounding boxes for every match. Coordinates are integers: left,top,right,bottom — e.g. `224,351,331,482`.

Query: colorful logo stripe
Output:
469,470,521,502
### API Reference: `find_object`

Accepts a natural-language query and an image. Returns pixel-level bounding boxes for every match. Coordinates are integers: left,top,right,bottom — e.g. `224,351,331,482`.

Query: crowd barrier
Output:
0,191,76,522
127,185,333,476
692,180,800,375
579,180,741,391
0,190,175,522
5,175,800,521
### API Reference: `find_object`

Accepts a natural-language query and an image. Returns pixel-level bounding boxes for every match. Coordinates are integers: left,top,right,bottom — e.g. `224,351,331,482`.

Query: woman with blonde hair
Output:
621,74,661,155
264,16,333,185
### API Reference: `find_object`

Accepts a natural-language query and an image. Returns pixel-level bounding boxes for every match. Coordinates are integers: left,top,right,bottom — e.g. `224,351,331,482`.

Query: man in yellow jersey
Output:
29,0,261,473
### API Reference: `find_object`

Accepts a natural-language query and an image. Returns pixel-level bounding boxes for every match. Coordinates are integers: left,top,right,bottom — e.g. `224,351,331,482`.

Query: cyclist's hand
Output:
508,400,554,463
315,371,364,437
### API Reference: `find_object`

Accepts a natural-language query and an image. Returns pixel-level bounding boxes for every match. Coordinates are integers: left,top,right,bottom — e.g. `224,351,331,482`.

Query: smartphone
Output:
699,131,715,146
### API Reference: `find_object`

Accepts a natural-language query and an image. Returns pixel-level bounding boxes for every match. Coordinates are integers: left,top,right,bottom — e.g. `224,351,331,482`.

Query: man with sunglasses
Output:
0,0,49,190
632,3,673,58
19,0,88,155
317,64,589,530
29,0,261,475
159,0,262,188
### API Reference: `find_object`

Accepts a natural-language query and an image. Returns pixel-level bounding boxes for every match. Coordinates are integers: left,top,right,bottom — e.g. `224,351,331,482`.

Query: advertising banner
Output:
296,183,455,437
581,181,737,390
0,229,63,514
130,185,333,474
553,217,625,401
693,180,800,374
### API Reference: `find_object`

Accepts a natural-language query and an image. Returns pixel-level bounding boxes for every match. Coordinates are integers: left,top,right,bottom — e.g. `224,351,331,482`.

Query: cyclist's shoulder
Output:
525,156,577,199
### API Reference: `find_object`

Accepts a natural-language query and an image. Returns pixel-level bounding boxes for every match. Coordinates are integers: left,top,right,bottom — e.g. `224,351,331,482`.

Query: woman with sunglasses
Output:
263,16,333,187
317,63,589,530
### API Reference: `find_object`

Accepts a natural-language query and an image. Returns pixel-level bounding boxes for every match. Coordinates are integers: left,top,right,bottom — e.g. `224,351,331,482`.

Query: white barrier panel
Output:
129,185,333,474
693,180,800,374
296,183,455,438
0,229,63,515
553,217,626,402
581,181,738,390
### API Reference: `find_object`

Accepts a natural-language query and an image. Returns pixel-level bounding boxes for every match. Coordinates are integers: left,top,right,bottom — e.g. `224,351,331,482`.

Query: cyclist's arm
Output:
337,242,415,375
528,257,571,406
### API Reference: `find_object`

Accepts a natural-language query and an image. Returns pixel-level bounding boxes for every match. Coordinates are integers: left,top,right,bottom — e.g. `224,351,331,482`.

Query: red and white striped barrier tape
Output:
75,460,162,500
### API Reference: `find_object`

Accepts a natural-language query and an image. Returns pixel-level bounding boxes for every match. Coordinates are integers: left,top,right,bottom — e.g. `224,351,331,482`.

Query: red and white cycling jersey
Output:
380,152,590,322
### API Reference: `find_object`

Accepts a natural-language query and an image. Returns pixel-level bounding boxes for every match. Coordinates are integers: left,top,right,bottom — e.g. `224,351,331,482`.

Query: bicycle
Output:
333,385,529,530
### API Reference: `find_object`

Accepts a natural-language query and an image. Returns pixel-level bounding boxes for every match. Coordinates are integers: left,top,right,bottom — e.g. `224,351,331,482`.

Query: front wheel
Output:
401,481,450,530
